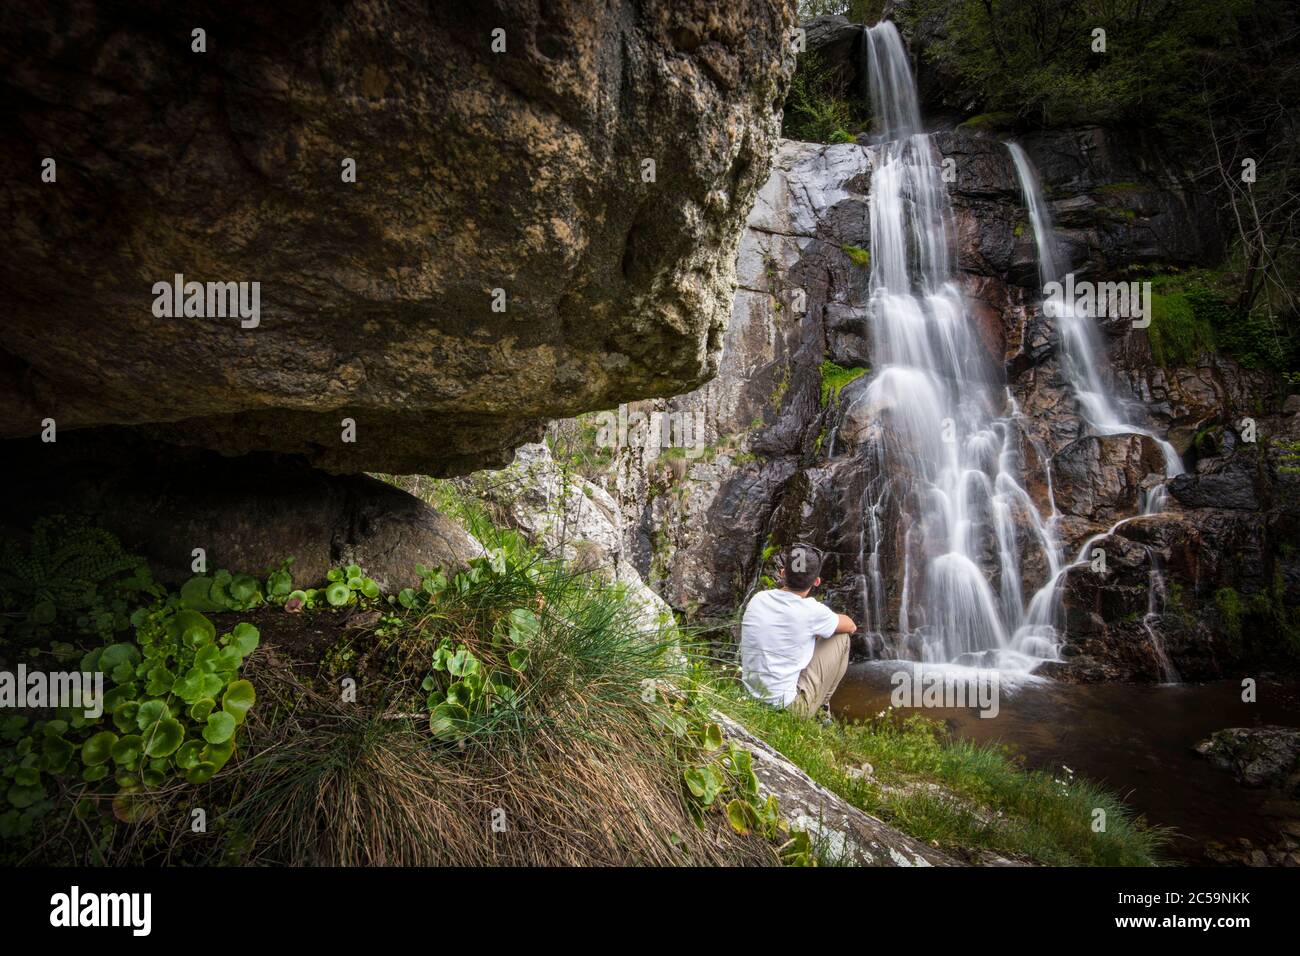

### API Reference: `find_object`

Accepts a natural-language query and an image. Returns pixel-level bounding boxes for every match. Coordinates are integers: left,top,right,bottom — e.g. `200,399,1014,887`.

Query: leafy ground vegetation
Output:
1,511,1166,867
0,517,804,866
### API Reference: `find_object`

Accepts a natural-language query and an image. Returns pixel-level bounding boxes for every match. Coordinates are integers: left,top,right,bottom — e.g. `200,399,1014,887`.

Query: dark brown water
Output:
831,662,1300,864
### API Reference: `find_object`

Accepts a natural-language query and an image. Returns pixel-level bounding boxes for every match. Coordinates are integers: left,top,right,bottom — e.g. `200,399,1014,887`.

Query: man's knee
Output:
824,632,850,667
790,635,852,718
819,633,850,698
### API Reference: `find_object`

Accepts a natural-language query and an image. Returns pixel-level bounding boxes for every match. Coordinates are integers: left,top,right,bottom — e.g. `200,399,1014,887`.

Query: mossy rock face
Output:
840,245,871,269
0,0,798,475
957,111,1017,133
1148,287,1215,366
1196,726,1300,792
819,361,869,406
1095,181,1145,195
1193,425,1226,456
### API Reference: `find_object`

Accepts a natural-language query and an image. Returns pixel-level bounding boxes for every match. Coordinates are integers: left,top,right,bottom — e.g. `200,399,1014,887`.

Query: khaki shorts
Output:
788,632,850,718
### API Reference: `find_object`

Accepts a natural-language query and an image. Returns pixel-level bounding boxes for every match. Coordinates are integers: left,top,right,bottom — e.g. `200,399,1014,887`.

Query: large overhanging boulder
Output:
0,0,796,475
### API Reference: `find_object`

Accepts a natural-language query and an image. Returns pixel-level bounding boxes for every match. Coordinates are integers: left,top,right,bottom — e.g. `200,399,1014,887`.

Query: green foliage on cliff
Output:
841,243,871,268
1144,270,1296,373
956,111,1017,132
898,0,1282,135
820,360,869,405
1214,571,1300,658
783,50,866,143
1214,587,1245,642
1148,285,1217,367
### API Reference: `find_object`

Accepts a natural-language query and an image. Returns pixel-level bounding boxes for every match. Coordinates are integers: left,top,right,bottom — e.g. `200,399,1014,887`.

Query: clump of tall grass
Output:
203,551,776,866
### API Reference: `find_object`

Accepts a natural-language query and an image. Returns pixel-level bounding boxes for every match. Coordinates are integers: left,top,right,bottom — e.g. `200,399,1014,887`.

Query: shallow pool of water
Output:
831,662,1300,864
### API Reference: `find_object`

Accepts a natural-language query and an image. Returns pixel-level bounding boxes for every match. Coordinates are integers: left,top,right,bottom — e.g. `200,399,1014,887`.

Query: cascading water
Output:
838,21,1184,677
1007,143,1186,681
848,22,1059,669
1006,144,1183,475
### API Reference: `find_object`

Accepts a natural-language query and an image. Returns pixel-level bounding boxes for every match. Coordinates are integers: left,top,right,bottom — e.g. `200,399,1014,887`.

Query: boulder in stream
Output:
1196,726,1300,794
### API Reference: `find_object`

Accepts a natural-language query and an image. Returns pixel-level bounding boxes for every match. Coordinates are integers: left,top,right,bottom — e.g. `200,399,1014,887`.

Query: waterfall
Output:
1007,143,1186,681
1008,144,1124,432
845,22,1057,670
832,21,1186,677
862,20,922,139
1006,143,1184,475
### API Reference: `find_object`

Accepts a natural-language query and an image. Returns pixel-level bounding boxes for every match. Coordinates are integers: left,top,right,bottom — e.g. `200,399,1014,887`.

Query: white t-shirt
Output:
740,589,841,707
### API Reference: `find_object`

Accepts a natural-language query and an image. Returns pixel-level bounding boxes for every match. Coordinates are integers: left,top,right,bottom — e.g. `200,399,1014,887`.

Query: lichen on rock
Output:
0,0,797,475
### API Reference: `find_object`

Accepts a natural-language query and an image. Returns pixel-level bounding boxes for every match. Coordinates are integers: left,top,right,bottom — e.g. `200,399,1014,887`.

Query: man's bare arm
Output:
834,613,856,634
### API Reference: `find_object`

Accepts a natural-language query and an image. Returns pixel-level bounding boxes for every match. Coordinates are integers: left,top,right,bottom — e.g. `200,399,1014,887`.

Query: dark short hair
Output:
782,544,823,591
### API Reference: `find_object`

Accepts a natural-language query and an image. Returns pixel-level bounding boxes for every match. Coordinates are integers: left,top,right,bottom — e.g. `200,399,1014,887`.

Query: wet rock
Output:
1109,353,1281,456
0,0,796,474
645,456,802,622
1048,505,1290,682
1170,453,1265,511
1196,726,1300,794
962,275,1021,366
1051,433,1166,522
1014,127,1222,273
803,15,863,95
936,130,1022,199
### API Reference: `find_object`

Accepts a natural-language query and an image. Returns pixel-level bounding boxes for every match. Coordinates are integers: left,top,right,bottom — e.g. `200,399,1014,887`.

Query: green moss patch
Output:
840,244,871,269
957,111,1017,132
819,360,869,406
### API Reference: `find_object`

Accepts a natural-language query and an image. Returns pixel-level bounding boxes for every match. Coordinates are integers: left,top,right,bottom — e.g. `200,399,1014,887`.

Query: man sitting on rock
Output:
740,544,856,719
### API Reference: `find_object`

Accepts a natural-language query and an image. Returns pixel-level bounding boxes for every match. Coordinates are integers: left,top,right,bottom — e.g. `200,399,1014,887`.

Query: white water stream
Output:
852,23,1056,669
1006,144,1184,680
846,22,1182,677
